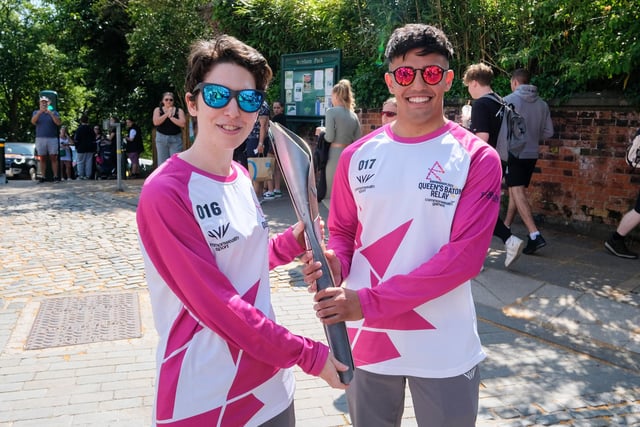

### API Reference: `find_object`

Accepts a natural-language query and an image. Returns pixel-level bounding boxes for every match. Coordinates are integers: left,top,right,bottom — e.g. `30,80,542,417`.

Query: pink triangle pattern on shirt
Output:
220,393,265,427
158,405,222,426
359,220,412,279
348,327,401,365
164,307,204,358
226,280,279,401
364,309,435,330
227,280,260,366
242,279,260,305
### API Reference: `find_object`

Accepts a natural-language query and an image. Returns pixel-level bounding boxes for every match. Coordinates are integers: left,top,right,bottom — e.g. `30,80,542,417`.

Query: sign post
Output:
280,50,341,130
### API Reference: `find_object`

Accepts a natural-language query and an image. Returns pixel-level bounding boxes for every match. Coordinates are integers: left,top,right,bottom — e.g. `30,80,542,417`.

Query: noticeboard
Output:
280,50,341,120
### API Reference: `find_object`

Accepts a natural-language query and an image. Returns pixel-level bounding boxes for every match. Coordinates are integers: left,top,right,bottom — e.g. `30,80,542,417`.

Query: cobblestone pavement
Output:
0,179,638,426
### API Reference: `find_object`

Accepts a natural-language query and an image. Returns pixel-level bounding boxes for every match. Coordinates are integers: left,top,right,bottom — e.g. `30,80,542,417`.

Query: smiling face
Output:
384,49,453,137
186,62,259,152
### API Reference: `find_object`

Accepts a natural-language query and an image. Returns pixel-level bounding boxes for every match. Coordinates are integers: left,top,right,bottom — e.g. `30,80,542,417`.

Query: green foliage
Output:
0,0,87,140
1,0,639,142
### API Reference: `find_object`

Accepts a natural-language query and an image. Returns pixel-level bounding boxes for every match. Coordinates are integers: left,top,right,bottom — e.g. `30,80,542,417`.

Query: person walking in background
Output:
244,100,273,200
125,118,144,178
270,100,287,197
316,79,361,200
302,23,502,426
31,96,62,183
380,96,397,125
58,125,74,180
136,34,347,427
463,63,525,267
503,68,554,254
73,116,95,180
152,92,186,165
605,190,640,259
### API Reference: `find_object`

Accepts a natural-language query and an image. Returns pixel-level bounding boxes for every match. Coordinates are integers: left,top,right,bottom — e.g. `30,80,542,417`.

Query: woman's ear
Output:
185,93,198,116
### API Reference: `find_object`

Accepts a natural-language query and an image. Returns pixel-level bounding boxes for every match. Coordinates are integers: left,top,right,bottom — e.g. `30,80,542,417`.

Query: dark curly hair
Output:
384,24,454,64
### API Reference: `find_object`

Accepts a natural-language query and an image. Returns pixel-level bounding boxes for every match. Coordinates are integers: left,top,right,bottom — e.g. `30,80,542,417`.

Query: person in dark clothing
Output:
125,118,144,178
73,115,96,180
270,100,287,197
463,63,525,268
152,92,186,165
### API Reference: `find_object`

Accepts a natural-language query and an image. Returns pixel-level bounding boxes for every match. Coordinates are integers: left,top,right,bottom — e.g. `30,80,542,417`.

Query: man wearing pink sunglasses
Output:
303,23,502,426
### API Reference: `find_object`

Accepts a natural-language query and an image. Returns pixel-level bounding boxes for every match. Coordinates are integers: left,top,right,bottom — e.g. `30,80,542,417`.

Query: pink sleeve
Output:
327,146,360,282
268,227,305,270
137,182,328,375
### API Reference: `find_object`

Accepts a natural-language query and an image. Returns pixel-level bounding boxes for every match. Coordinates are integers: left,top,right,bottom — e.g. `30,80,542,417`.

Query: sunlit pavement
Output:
0,179,638,426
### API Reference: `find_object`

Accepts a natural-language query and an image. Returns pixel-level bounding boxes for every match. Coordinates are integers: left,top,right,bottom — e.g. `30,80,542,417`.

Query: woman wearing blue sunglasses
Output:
136,35,348,427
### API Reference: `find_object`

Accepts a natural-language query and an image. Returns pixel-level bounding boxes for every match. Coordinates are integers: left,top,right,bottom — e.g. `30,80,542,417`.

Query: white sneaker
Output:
504,235,524,268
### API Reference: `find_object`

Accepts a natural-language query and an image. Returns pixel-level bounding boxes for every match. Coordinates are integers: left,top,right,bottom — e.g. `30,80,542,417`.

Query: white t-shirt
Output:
137,157,328,426
328,121,503,378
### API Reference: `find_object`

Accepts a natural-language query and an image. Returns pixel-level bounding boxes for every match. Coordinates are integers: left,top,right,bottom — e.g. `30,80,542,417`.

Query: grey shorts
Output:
346,366,481,427
35,137,59,156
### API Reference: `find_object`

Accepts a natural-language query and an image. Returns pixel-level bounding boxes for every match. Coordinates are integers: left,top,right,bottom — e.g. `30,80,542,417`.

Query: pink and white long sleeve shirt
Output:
328,121,502,379
137,157,328,426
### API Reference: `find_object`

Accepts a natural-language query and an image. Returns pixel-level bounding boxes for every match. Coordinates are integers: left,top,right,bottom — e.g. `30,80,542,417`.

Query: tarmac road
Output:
0,178,638,426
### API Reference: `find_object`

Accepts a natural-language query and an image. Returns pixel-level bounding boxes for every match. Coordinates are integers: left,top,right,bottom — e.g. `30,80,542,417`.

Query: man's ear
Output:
444,70,455,92
384,72,395,94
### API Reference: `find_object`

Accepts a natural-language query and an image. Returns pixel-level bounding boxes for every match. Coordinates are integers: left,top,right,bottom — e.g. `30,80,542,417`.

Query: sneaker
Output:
53,176,61,183
263,191,275,200
523,234,546,255
273,189,283,198
37,177,46,183
605,236,638,259
504,235,524,267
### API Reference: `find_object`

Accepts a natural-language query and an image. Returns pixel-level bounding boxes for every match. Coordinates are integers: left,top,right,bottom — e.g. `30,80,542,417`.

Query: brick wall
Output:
358,101,640,236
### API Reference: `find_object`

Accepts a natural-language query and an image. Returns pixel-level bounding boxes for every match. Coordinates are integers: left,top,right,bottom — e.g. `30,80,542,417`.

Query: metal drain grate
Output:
25,293,141,350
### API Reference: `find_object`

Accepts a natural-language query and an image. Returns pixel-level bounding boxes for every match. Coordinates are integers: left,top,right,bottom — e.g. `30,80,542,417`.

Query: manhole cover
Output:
25,293,141,350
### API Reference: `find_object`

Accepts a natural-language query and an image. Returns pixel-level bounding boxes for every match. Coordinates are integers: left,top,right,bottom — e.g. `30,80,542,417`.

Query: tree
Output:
0,1,74,140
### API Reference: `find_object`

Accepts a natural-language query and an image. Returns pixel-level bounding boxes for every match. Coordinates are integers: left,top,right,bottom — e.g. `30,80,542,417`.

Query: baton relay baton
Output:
269,122,354,385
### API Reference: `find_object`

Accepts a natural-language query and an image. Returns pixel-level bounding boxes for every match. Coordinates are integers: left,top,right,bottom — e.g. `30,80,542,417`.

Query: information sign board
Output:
280,50,341,120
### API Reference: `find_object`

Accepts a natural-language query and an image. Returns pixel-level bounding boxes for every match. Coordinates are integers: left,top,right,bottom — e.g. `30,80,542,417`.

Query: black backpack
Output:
487,93,527,161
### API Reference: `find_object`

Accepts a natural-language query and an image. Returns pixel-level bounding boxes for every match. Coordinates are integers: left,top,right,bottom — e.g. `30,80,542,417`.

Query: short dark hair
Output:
185,35,273,95
463,63,494,87
511,68,531,84
384,24,454,64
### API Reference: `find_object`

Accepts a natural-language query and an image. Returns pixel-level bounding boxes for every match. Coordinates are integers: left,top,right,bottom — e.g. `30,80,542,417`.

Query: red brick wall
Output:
358,103,640,234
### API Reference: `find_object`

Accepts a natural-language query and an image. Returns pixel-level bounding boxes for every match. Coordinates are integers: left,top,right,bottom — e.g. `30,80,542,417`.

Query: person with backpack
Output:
463,63,525,267
503,69,554,254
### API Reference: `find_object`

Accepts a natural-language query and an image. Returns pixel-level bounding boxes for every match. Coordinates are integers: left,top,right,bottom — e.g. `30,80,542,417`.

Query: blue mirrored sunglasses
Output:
192,83,265,113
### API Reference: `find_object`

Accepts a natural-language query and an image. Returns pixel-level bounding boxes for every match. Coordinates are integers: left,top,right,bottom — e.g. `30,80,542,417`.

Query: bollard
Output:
0,138,7,184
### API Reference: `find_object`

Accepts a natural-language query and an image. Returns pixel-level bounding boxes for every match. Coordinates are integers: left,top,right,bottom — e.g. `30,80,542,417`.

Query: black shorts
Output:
505,155,537,187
